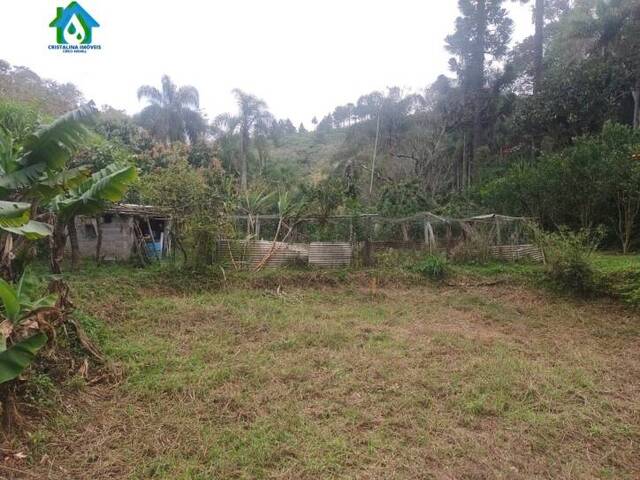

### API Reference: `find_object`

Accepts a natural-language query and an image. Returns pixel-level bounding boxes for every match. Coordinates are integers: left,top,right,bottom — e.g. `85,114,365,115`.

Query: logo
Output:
48,2,101,53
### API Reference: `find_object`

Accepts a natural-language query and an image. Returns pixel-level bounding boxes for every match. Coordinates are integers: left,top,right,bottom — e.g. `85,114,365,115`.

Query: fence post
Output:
423,220,428,251
363,216,373,267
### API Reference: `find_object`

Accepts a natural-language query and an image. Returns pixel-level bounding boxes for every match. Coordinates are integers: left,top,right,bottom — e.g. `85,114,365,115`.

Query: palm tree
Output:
214,90,273,192
136,75,205,143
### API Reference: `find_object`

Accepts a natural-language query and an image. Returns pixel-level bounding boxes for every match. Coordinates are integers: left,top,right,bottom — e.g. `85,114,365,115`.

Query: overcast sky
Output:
2,0,534,126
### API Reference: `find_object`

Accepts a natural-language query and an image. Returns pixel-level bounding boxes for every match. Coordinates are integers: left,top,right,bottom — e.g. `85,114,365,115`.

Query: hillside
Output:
267,130,347,183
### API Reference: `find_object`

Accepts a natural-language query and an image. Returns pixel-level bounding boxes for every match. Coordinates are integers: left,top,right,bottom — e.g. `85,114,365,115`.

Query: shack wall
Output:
75,215,135,261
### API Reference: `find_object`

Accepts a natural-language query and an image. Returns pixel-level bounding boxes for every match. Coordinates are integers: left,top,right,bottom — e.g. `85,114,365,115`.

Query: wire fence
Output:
210,212,542,269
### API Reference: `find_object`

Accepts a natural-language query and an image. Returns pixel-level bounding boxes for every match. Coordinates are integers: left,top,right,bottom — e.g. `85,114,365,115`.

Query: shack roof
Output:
105,203,171,219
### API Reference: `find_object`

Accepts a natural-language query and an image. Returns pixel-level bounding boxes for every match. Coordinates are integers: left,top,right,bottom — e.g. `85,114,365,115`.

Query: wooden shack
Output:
73,204,171,262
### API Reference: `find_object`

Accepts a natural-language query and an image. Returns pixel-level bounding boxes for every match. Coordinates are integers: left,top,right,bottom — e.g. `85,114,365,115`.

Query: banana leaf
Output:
0,333,47,384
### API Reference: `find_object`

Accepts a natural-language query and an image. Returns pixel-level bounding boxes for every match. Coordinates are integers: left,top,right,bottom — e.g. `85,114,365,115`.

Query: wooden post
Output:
95,216,103,265
255,215,261,240
401,223,409,242
495,216,502,246
363,216,373,267
349,217,354,243
423,220,429,251
424,221,435,253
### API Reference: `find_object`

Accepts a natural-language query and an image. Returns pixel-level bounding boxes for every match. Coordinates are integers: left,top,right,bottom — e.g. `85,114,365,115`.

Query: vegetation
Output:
2,265,637,478
411,254,449,280
0,100,136,430
1,0,640,476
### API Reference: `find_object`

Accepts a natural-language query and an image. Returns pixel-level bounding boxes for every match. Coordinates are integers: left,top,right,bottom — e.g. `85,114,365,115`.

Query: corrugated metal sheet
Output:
489,244,543,262
216,240,308,268
246,241,308,268
309,242,352,267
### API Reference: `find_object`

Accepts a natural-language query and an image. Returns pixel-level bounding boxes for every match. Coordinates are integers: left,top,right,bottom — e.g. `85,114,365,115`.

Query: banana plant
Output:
0,273,57,384
0,103,96,240
48,162,138,272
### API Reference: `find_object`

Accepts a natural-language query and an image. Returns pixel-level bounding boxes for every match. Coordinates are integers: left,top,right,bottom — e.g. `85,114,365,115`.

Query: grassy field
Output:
3,265,640,479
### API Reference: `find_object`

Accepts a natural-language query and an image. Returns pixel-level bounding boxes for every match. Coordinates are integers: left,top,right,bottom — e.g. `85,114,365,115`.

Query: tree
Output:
599,122,640,253
298,123,307,133
0,103,98,279
135,75,205,143
137,158,226,263
0,104,105,428
446,0,513,188
215,90,272,192
0,60,83,116
580,0,640,129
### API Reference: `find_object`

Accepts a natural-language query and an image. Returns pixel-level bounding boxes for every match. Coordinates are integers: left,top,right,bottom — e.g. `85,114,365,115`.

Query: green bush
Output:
412,255,449,281
535,227,602,295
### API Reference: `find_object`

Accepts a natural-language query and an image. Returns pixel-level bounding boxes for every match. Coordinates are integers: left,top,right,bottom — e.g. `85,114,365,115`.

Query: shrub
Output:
535,227,603,295
412,255,449,281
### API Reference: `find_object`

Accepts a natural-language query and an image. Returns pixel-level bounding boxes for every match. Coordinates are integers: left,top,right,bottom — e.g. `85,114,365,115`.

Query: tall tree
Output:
215,90,272,192
136,75,205,143
446,0,513,188
584,0,640,129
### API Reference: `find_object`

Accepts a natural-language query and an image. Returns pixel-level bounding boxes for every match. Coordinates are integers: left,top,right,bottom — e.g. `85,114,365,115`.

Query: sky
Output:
1,0,534,127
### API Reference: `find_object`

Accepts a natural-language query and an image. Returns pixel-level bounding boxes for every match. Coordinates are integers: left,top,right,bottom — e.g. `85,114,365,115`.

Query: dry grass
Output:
3,268,640,479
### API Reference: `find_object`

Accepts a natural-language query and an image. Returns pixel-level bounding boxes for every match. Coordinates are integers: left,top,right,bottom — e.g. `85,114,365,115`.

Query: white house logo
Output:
48,2,101,53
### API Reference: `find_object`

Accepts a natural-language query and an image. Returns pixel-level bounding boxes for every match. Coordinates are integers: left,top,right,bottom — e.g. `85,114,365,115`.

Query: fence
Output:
215,212,542,269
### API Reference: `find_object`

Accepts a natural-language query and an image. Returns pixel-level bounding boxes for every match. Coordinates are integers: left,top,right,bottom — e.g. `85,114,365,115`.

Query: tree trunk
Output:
68,216,80,271
240,129,248,192
0,384,21,434
632,78,640,130
469,0,487,187
533,0,545,94
49,219,67,274
369,109,381,196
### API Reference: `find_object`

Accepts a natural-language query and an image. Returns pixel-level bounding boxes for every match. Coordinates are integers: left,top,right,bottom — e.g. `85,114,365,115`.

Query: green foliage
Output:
0,60,83,116
411,254,449,280
377,180,432,217
0,272,57,384
300,178,346,220
481,122,640,252
135,75,205,143
0,333,48,384
535,227,603,295
52,163,138,221
137,157,228,263
0,101,40,142
0,103,96,240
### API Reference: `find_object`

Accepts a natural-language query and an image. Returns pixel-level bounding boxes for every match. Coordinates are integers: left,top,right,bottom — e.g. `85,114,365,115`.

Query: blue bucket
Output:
146,241,162,257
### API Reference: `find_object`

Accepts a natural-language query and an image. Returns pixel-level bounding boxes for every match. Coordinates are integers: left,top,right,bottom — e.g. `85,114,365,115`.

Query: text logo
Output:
49,2,101,53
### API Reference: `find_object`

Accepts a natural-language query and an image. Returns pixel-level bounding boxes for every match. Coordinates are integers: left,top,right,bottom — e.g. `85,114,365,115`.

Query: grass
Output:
592,252,640,273
3,263,640,479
